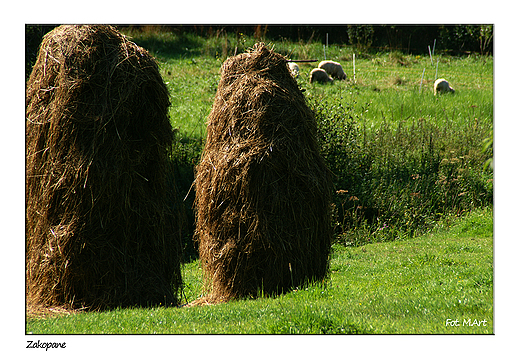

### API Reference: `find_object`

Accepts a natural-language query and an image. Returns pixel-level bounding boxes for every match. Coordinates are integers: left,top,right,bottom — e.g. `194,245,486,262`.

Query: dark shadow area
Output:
25,25,59,79
118,26,205,61
170,134,205,263
26,25,493,79
119,24,493,56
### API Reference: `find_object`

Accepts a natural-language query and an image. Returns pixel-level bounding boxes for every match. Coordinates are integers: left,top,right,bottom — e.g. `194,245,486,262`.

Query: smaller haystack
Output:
26,25,184,311
194,43,333,303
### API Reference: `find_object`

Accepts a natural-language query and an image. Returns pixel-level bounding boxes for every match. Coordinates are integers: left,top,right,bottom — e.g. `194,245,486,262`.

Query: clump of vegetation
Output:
312,97,493,246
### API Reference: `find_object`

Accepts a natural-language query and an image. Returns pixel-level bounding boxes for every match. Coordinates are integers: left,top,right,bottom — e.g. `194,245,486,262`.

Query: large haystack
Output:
26,25,183,311
194,43,333,303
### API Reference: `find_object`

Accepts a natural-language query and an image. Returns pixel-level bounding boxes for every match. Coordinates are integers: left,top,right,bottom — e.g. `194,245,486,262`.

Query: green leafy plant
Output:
311,96,492,246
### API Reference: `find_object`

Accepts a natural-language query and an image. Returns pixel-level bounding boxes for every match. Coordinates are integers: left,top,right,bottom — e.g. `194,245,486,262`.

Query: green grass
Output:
26,208,493,334
122,28,493,138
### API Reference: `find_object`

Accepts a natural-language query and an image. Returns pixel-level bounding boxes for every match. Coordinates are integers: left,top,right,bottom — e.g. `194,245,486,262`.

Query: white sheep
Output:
434,78,455,95
287,62,299,78
318,60,347,80
309,68,333,84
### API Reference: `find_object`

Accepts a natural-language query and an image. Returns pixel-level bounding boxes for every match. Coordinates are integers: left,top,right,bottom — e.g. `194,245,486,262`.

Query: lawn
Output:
26,208,493,334
117,27,493,137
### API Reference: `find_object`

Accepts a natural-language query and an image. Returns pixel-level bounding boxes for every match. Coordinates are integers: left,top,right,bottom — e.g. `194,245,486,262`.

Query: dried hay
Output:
26,25,183,311
194,43,333,303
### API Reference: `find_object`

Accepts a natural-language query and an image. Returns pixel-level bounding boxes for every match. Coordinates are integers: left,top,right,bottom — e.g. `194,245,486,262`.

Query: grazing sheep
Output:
309,68,333,84
434,78,455,95
287,62,299,78
318,60,347,80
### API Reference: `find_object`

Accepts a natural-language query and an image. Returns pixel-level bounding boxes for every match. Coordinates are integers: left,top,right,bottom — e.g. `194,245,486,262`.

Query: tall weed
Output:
312,97,493,246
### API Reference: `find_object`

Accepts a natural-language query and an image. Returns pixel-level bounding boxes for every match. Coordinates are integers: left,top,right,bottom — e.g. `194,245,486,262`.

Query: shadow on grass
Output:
125,30,205,61
170,134,205,263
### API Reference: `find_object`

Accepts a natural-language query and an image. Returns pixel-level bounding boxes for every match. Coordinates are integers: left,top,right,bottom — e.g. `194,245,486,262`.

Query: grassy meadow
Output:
25,27,493,334
26,208,493,334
